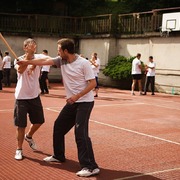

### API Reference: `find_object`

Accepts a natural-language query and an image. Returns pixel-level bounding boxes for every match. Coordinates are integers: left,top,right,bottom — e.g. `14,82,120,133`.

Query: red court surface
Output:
0,83,180,180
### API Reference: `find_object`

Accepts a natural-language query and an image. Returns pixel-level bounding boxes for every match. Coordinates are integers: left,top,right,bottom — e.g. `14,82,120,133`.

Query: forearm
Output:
90,61,98,68
27,58,54,66
77,79,96,98
16,64,28,74
66,78,96,104
148,66,155,69
17,56,54,66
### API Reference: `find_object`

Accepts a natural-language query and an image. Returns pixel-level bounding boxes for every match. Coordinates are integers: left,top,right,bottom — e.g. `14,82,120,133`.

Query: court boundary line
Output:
94,102,144,107
114,167,180,180
144,103,180,111
2,107,180,146
46,107,180,146
0,109,14,112
91,120,180,145
94,101,180,110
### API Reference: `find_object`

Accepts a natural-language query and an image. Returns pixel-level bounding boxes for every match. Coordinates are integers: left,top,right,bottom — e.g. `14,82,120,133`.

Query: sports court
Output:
0,83,180,180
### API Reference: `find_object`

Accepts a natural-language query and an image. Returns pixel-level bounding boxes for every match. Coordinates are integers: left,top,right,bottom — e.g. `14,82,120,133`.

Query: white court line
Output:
94,102,144,107
146,103,180,111
114,167,180,180
92,95,180,110
95,101,180,110
46,107,180,146
90,120,180,146
0,109,13,112
46,108,61,112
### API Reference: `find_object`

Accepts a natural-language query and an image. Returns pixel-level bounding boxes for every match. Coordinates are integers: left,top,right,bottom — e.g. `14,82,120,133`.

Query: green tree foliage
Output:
103,55,145,80
103,55,135,80
65,0,180,16
124,0,180,13
0,0,179,16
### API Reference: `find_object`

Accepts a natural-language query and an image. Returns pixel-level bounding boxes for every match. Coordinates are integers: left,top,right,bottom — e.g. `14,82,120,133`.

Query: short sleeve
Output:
52,56,62,68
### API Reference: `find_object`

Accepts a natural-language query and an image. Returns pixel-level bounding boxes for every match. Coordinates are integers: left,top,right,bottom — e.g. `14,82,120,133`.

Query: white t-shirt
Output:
41,65,50,72
131,58,141,75
3,55,11,68
147,62,156,76
53,55,95,102
14,54,46,99
91,58,100,77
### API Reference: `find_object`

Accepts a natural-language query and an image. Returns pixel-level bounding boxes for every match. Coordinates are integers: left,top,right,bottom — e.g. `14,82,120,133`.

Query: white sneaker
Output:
25,134,37,150
15,149,23,160
76,168,100,177
43,156,60,162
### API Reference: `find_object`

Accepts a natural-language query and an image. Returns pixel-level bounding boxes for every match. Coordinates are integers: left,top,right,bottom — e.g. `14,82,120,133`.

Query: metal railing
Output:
0,13,112,36
118,12,162,34
0,7,180,36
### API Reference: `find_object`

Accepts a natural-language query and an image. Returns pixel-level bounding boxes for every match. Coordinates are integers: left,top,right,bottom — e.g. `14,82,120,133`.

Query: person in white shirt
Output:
0,50,3,90
2,51,11,87
17,38,100,177
39,49,51,94
143,56,156,95
14,38,46,160
131,53,142,95
90,52,100,97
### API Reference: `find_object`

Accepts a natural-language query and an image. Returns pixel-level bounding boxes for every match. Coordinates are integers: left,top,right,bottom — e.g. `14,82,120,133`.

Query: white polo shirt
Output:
14,54,46,99
131,58,141,75
41,65,50,72
147,62,156,76
3,55,11,69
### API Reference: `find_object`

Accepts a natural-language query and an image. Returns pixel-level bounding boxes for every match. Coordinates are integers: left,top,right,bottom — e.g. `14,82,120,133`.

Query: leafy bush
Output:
103,55,135,80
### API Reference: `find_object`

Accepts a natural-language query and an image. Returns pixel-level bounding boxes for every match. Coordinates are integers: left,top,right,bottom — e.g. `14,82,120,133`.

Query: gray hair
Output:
23,38,36,47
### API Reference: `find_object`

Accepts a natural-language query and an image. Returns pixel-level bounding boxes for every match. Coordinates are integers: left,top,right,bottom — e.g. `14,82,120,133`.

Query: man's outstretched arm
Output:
17,56,55,66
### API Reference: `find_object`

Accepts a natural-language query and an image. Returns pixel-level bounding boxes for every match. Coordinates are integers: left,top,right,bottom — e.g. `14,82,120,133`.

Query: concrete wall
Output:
1,34,180,94
0,35,62,83
80,35,180,94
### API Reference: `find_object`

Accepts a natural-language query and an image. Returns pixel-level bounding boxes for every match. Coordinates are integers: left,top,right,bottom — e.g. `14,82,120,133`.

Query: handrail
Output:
0,7,180,36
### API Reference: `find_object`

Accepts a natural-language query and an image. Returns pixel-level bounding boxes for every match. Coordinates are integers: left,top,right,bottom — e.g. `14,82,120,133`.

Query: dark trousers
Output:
144,76,155,94
3,68,11,86
53,102,98,170
39,71,49,93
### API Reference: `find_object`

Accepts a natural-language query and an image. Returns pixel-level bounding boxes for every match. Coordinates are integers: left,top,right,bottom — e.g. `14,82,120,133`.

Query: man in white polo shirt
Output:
143,56,156,95
131,53,142,95
39,49,51,94
2,51,11,87
14,38,46,160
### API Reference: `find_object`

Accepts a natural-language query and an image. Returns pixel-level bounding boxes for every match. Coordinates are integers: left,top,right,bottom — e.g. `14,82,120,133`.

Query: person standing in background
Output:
2,51,11,87
40,49,51,94
90,52,100,97
0,50,3,90
143,56,156,95
131,53,142,95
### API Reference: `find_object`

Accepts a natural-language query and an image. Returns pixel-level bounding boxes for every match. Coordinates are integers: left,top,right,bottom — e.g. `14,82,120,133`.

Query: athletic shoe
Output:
25,134,37,150
43,155,65,162
15,149,23,160
76,168,100,177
